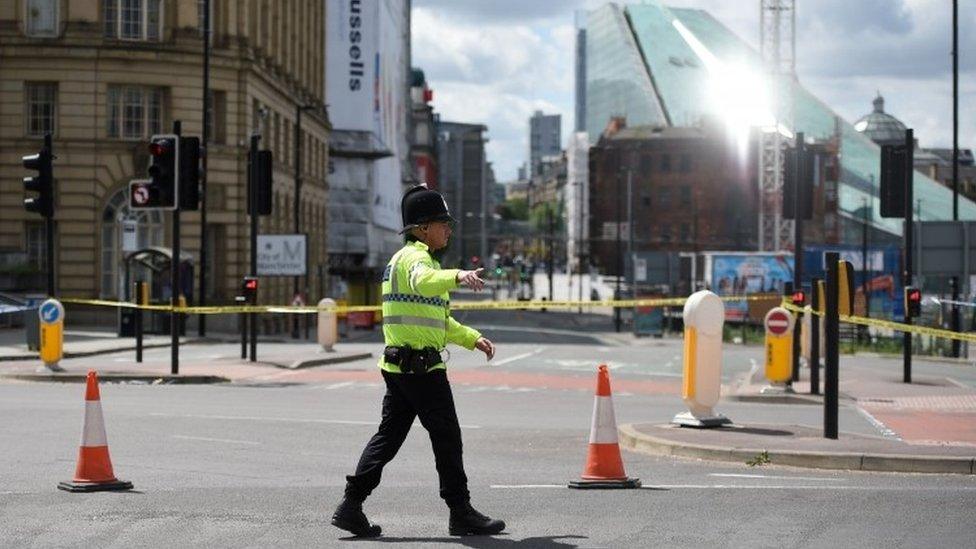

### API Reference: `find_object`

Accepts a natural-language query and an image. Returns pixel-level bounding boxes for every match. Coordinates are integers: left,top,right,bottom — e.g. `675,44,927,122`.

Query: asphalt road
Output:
2,311,976,548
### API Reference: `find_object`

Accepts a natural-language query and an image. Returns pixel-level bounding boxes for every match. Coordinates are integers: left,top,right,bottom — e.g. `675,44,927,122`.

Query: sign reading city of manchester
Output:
257,234,307,276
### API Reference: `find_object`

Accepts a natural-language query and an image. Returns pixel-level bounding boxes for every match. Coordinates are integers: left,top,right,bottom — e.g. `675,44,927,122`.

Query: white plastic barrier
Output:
672,290,732,428
317,298,338,352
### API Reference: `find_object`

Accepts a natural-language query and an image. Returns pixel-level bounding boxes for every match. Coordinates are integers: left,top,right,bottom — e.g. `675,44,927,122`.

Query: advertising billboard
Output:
709,254,794,321
326,0,408,233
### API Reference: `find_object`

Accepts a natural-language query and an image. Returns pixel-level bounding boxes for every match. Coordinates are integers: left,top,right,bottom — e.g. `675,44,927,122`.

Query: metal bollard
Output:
672,290,732,428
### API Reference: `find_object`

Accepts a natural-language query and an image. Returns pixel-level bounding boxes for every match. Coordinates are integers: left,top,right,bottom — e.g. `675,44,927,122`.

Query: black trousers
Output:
344,369,470,507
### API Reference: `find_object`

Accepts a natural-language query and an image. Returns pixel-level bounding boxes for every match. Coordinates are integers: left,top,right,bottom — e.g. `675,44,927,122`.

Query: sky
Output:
411,0,976,183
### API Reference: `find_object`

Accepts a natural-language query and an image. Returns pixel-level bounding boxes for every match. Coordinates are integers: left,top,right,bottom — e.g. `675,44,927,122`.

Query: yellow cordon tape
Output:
61,294,776,315
781,301,976,344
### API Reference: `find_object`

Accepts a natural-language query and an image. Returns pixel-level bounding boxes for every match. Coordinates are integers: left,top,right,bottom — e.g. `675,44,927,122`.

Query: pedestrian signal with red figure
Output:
58,370,133,492
569,365,640,489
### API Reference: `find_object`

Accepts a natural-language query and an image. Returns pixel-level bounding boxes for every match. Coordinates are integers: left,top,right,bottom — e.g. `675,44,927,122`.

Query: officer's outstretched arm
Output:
446,315,480,350
407,259,460,297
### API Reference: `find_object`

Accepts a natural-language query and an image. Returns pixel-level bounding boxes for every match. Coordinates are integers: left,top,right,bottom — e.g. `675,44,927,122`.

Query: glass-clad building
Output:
577,2,976,243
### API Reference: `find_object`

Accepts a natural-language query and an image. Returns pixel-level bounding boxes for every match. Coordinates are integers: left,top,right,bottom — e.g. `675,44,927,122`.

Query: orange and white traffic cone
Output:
58,370,133,492
569,365,640,489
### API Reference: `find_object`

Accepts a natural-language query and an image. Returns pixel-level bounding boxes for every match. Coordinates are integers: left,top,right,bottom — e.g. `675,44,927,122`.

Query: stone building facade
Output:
0,0,330,330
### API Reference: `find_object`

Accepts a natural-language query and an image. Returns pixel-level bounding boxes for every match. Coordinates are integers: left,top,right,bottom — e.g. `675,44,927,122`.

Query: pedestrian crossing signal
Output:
905,286,921,319
791,290,806,307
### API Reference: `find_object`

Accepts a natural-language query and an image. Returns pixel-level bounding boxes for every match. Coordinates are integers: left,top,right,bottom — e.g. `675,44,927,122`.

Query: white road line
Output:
856,407,902,440
318,381,356,391
150,412,481,429
491,484,976,491
172,435,260,446
945,377,970,389
493,347,548,366
709,473,845,482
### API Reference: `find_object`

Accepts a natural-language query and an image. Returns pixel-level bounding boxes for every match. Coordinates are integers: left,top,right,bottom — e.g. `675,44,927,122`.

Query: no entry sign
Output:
765,308,793,336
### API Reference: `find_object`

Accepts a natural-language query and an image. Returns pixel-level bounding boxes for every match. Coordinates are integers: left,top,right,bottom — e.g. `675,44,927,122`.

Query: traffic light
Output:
791,289,806,307
248,150,273,216
22,137,54,218
242,276,258,303
146,134,179,209
904,286,921,319
880,143,907,218
783,146,814,220
178,136,200,211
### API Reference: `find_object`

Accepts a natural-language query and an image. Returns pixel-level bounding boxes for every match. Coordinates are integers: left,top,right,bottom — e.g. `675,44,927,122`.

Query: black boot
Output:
449,502,506,536
331,497,382,538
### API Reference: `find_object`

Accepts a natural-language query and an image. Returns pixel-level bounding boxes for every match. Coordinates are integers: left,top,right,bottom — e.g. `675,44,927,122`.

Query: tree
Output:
499,197,529,220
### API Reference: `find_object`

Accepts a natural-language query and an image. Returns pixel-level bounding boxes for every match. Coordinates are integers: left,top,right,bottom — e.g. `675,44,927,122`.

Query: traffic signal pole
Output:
249,133,260,362
824,252,839,439
171,120,182,375
791,133,805,384
43,134,55,297
902,129,914,384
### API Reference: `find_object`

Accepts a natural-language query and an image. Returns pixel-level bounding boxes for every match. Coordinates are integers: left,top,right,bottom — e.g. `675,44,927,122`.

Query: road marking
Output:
150,412,481,429
856,407,902,440
709,473,845,482
318,381,356,391
945,377,970,389
493,347,548,366
491,484,976,491
172,435,260,446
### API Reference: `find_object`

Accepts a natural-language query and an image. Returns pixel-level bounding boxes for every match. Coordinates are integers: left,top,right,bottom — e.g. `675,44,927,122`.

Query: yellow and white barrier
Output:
317,298,338,352
38,298,65,372
673,290,732,428
762,306,795,393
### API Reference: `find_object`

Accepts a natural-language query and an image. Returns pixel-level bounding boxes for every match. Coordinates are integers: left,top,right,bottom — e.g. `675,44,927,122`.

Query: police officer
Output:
332,185,506,538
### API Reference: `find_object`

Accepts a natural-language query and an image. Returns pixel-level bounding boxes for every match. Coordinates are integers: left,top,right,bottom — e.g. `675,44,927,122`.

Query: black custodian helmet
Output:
399,184,455,234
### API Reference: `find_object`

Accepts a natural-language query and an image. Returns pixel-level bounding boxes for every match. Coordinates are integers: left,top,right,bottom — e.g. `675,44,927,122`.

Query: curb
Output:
618,423,976,475
0,372,229,384
268,352,373,370
0,338,212,362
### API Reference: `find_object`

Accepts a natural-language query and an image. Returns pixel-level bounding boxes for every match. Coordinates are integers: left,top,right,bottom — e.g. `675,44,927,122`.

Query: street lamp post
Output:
293,103,314,339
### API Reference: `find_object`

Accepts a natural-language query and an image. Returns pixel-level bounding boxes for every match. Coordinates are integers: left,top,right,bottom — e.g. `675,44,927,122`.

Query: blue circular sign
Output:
39,300,62,324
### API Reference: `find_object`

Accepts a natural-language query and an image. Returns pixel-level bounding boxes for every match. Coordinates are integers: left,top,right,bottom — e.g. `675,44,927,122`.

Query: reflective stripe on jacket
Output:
379,240,481,373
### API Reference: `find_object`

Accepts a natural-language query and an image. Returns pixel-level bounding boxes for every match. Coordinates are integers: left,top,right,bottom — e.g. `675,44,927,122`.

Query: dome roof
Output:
853,93,907,146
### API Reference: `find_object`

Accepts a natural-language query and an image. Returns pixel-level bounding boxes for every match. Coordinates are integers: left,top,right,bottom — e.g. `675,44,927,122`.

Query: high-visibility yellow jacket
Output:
379,240,481,373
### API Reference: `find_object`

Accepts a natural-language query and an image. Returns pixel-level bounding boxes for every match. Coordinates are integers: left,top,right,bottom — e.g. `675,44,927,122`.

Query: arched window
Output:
100,188,164,298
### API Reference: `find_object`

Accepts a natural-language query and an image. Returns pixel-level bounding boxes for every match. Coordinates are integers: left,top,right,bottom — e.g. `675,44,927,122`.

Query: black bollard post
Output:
824,254,839,439
809,277,822,395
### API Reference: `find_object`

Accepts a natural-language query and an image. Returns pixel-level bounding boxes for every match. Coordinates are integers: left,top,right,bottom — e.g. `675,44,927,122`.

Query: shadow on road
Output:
343,534,587,548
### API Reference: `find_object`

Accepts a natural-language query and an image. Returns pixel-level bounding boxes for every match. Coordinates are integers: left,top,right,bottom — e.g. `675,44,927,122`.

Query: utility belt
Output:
383,346,444,374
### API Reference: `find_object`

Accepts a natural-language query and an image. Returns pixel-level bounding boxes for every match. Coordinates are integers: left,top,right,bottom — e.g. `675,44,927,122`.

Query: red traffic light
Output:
149,141,171,156
791,290,806,306
244,279,258,290
907,289,921,302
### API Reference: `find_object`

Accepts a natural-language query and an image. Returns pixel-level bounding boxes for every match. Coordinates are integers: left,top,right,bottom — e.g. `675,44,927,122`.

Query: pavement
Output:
621,357,976,475
0,324,373,383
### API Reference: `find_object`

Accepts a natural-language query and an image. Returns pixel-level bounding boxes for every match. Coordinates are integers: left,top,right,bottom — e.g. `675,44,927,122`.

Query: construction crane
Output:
758,0,796,251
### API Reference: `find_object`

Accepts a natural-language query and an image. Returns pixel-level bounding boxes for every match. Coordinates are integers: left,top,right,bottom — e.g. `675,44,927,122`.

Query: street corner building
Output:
0,0,330,330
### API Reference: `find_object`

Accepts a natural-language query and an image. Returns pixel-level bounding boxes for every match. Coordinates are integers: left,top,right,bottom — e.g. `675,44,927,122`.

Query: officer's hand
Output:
457,268,485,291
475,337,495,361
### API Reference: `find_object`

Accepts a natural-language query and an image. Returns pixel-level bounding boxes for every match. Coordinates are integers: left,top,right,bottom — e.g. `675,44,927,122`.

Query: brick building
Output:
0,0,329,330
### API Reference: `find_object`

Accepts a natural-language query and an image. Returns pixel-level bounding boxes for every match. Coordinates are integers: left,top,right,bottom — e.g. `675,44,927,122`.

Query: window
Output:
680,186,691,207
25,222,46,270
26,0,58,37
205,90,226,144
25,83,57,137
640,155,652,174
107,86,164,139
680,223,690,242
660,187,671,209
680,154,692,172
642,195,651,208
104,0,162,41
660,154,671,172
661,223,672,243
